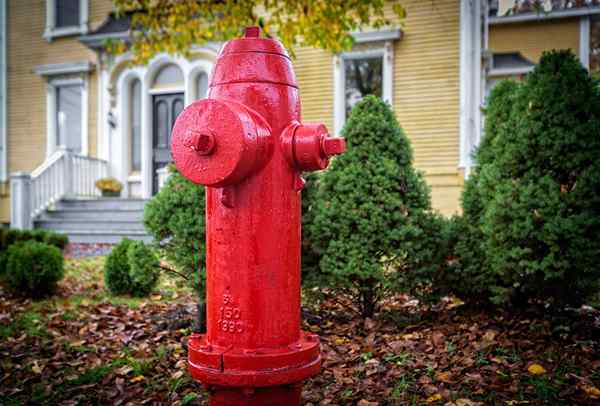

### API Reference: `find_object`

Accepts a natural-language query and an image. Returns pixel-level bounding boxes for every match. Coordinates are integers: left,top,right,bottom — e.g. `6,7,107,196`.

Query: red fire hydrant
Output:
171,27,346,405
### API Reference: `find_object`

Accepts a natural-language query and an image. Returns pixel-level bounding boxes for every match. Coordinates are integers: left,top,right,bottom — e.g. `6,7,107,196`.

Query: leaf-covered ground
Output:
0,256,599,405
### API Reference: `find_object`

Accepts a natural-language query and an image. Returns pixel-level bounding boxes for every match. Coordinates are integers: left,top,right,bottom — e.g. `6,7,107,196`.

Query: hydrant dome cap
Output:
220,37,290,59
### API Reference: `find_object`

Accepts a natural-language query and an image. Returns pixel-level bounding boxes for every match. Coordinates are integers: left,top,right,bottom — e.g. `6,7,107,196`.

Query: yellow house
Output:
1,0,598,241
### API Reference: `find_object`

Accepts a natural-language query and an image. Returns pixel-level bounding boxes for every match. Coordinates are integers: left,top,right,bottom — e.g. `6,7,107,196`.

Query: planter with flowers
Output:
95,177,123,198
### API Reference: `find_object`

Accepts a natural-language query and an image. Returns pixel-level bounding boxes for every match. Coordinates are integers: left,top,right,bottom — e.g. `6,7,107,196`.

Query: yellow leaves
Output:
581,384,600,399
527,363,547,375
426,393,442,403
130,375,145,383
31,360,43,374
150,294,162,301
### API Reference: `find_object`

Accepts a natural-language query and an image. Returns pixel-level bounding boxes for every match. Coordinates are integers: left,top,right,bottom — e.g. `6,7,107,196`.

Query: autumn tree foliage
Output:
111,0,405,64
454,50,600,306
308,96,438,317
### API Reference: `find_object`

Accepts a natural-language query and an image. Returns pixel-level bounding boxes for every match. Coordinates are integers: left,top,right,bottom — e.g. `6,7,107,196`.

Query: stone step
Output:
36,219,147,233
55,198,147,211
51,230,152,244
39,209,145,222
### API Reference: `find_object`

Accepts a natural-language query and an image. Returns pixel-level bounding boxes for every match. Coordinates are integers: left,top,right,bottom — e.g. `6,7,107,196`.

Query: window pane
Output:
344,57,383,117
131,80,142,172
196,72,208,100
152,64,184,88
55,0,80,28
56,84,82,153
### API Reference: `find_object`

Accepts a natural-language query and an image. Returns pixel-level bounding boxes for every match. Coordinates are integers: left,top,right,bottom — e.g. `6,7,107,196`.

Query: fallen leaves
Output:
527,363,547,375
1,258,600,405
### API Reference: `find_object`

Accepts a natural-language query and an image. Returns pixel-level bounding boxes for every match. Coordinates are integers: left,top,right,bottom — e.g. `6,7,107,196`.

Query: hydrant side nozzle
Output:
321,136,346,157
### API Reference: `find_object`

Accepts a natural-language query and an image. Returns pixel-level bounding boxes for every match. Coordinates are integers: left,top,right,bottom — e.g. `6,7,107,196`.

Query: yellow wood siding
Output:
489,18,581,63
2,0,113,222
294,0,462,215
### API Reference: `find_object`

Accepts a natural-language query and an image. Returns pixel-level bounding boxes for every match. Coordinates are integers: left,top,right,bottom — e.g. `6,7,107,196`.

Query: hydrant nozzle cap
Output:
322,137,346,157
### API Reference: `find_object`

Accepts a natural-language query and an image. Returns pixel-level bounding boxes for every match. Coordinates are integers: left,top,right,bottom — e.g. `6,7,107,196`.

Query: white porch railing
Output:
10,148,109,229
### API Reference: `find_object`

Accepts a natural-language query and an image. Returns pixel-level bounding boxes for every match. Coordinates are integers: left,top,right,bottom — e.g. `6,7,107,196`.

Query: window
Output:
344,57,383,117
152,64,184,89
44,0,88,40
196,72,208,100
56,84,82,153
55,0,79,28
130,79,142,171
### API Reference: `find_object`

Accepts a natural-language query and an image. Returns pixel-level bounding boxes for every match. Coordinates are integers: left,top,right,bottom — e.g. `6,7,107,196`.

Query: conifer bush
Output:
454,50,600,306
104,238,133,295
143,166,206,294
5,241,64,298
127,240,160,297
308,96,440,317
104,238,160,297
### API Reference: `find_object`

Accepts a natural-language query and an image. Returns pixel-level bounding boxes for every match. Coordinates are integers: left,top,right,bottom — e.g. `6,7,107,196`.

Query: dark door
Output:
153,93,184,194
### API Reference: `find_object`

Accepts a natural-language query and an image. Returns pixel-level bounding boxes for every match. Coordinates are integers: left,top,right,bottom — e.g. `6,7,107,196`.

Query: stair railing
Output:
10,147,109,229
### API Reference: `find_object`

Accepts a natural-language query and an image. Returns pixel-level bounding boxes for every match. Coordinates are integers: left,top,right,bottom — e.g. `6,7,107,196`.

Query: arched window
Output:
130,79,142,171
152,64,184,89
196,72,208,100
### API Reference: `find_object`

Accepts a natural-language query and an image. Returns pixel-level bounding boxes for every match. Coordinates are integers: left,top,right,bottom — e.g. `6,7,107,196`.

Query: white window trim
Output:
459,0,483,175
333,41,394,136
580,16,591,70
46,77,88,157
44,0,89,41
0,0,6,182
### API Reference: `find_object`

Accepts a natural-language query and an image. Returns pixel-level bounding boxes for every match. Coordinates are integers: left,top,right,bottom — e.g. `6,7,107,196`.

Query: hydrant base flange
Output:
188,331,321,387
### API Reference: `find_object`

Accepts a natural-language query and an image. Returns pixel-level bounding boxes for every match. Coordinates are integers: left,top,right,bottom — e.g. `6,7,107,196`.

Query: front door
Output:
152,93,184,194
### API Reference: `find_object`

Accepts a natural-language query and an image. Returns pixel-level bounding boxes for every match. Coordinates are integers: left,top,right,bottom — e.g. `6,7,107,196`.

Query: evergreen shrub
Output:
5,241,64,297
308,95,442,317
143,166,206,295
0,229,68,279
454,50,600,306
104,238,160,297
127,240,160,297
104,238,133,295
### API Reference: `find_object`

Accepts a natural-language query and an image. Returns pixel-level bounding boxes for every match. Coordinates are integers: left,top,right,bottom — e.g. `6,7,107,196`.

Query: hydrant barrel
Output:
171,27,345,405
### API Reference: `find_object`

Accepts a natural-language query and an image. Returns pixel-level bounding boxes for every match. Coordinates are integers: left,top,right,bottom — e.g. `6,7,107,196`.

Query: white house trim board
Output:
459,0,483,174
332,42,395,136
0,0,6,182
490,6,600,25
580,16,591,70
34,62,94,76
352,29,402,44
44,0,89,41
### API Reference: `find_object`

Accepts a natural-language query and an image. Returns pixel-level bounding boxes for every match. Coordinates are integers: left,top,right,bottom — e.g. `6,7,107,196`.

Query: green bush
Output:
143,165,206,295
104,238,133,295
127,240,160,297
454,50,600,306
104,238,160,297
5,241,64,297
447,80,521,301
308,96,440,317
0,229,68,279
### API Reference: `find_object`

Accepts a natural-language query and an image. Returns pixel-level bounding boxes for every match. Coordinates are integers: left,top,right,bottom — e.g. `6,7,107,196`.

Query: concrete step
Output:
39,209,145,222
51,230,153,244
55,198,147,211
34,198,151,244
36,219,146,233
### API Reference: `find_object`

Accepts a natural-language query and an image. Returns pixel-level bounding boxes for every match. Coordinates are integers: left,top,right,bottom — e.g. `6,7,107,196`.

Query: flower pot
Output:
101,190,120,198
